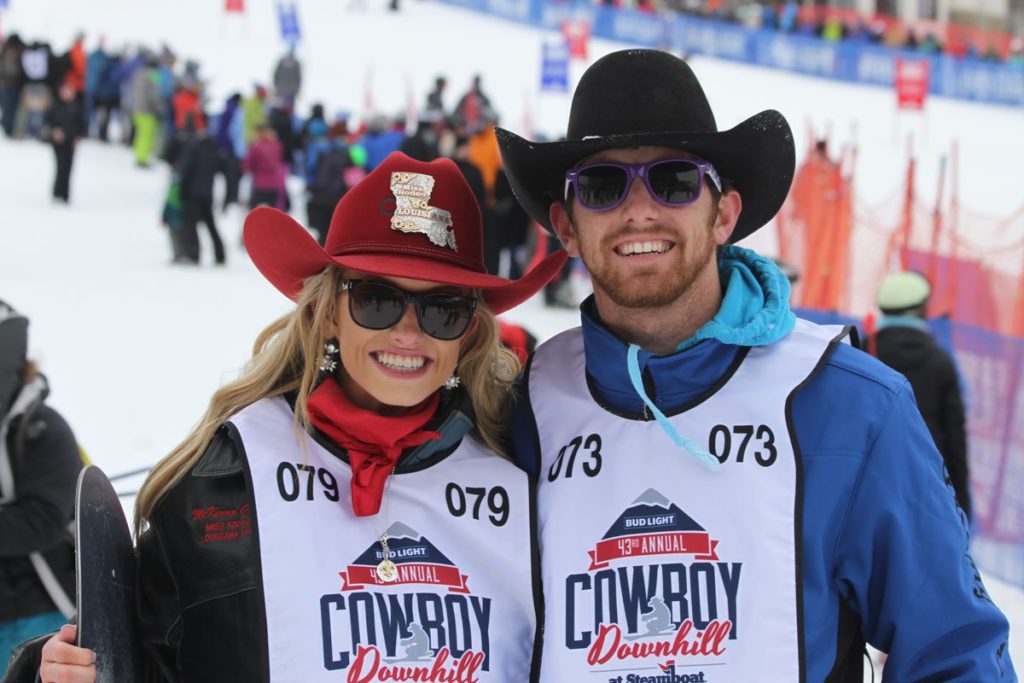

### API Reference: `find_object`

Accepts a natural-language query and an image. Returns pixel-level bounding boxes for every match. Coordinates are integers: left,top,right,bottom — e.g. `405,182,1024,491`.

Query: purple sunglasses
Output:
564,157,722,212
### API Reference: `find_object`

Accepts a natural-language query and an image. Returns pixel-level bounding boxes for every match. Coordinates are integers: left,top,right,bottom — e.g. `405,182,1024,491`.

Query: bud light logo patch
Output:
341,522,470,592
589,489,719,570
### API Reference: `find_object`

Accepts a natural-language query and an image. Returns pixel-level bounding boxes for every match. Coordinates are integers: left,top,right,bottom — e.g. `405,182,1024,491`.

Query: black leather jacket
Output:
135,391,476,682
0,381,80,623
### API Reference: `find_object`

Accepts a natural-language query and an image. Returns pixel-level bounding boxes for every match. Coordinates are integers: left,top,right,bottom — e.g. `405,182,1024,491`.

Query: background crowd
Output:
0,32,574,304
578,0,1024,63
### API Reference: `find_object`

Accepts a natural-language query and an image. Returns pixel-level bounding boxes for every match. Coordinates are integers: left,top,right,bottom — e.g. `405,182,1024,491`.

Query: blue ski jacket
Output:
510,246,1015,681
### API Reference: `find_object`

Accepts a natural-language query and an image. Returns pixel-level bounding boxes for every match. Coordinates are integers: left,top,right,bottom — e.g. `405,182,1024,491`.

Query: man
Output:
241,84,269,147
497,49,1014,681
174,116,228,265
0,34,27,138
272,46,302,108
453,75,493,133
874,271,971,519
45,83,83,203
424,75,447,118
129,53,164,168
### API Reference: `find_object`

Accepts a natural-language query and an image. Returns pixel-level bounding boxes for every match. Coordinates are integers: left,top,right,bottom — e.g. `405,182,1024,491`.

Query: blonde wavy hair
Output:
134,266,521,535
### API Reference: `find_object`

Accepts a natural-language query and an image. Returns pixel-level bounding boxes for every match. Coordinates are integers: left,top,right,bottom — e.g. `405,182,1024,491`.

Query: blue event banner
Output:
435,0,1024,108
541,41,570,92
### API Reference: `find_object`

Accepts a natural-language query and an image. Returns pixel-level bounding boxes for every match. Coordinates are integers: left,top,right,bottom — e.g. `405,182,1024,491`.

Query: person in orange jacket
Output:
171,80,205,133
62,34,86,97
60,33,87,132
467,122,502,206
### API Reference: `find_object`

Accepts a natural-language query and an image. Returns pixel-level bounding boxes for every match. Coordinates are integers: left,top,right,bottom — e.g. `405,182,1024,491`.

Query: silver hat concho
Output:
390,172,457,251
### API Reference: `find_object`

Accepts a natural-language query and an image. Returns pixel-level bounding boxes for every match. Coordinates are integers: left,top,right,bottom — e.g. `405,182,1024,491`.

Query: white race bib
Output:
234,397,537,682
528,320,841,682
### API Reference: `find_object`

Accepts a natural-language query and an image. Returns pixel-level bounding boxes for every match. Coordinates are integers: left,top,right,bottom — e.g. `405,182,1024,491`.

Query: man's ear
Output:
713,189,742,246
549,202,580,257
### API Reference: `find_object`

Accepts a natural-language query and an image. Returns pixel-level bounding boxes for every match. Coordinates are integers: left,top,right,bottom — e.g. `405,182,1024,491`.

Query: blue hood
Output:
680,245,796,351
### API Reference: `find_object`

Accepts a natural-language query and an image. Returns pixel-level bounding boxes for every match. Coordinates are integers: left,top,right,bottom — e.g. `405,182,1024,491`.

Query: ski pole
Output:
106,465,154,482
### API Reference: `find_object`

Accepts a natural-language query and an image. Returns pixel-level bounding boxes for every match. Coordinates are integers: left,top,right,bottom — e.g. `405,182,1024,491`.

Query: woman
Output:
39,152,566,682
243,123,289,211
0,301,81,679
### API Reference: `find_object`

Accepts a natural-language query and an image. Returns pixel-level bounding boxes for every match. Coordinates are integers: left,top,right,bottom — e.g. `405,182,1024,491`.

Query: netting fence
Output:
779,139,1024,587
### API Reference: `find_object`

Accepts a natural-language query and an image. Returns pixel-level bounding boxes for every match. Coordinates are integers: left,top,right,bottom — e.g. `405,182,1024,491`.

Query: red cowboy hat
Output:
244,152,566,314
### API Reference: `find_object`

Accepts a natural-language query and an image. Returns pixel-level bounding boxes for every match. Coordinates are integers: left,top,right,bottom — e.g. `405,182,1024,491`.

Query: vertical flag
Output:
895,59,930,110
278,2,302,43
540,41,569,93
561,19,590,60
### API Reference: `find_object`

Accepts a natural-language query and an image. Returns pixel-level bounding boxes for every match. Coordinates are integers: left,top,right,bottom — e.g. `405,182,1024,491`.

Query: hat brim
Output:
496,109,794,244
243,207,566,315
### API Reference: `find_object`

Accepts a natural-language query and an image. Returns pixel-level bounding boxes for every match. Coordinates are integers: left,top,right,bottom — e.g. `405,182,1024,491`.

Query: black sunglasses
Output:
341,280,477,341
564,157,722,212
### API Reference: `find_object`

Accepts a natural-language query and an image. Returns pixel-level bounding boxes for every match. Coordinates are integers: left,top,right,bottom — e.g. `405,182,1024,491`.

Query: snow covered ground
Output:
1,0,1022,672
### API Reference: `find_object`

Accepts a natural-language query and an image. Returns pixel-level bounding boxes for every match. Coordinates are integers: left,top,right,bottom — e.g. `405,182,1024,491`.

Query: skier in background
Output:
357,114,404,172
129,53,164,167
213,93,246,210
16,41,55,140
490,167,531,279
299,102,327,150
873,271,972,520
267,97,299,168
272,46,302,108
59,33,87,129
452,74,492,133
84,39,106,137
304,120,351,245
424,75,447,118
45,83,84,204
174,115,228,265
243,122,288,211
0,34,27,138
399,110,443,163
240,84,268,147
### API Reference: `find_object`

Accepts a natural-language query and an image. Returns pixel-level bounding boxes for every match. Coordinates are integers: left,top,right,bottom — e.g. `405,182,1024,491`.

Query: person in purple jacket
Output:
497,48,1015,681
243,122,289,211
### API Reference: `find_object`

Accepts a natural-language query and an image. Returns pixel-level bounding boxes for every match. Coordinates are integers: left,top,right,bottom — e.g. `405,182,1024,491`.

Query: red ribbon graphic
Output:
339,564,470,593
588,531,719,570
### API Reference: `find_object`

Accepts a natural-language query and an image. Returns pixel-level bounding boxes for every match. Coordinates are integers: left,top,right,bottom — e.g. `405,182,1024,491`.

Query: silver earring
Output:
442,374,460,390
320,339,340,374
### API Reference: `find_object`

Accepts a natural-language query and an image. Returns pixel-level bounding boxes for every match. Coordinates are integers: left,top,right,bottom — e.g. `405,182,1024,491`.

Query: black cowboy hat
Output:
496,49,795,244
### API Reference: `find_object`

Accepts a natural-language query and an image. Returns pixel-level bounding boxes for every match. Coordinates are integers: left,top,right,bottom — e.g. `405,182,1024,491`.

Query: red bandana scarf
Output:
307,380,441,516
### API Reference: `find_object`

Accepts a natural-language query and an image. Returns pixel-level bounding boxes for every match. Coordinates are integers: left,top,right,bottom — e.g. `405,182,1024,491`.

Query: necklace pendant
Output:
376,559,398,583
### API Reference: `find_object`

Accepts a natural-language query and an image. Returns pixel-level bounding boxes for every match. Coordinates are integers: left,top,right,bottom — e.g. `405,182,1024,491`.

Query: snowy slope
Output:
1,0,1021,670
